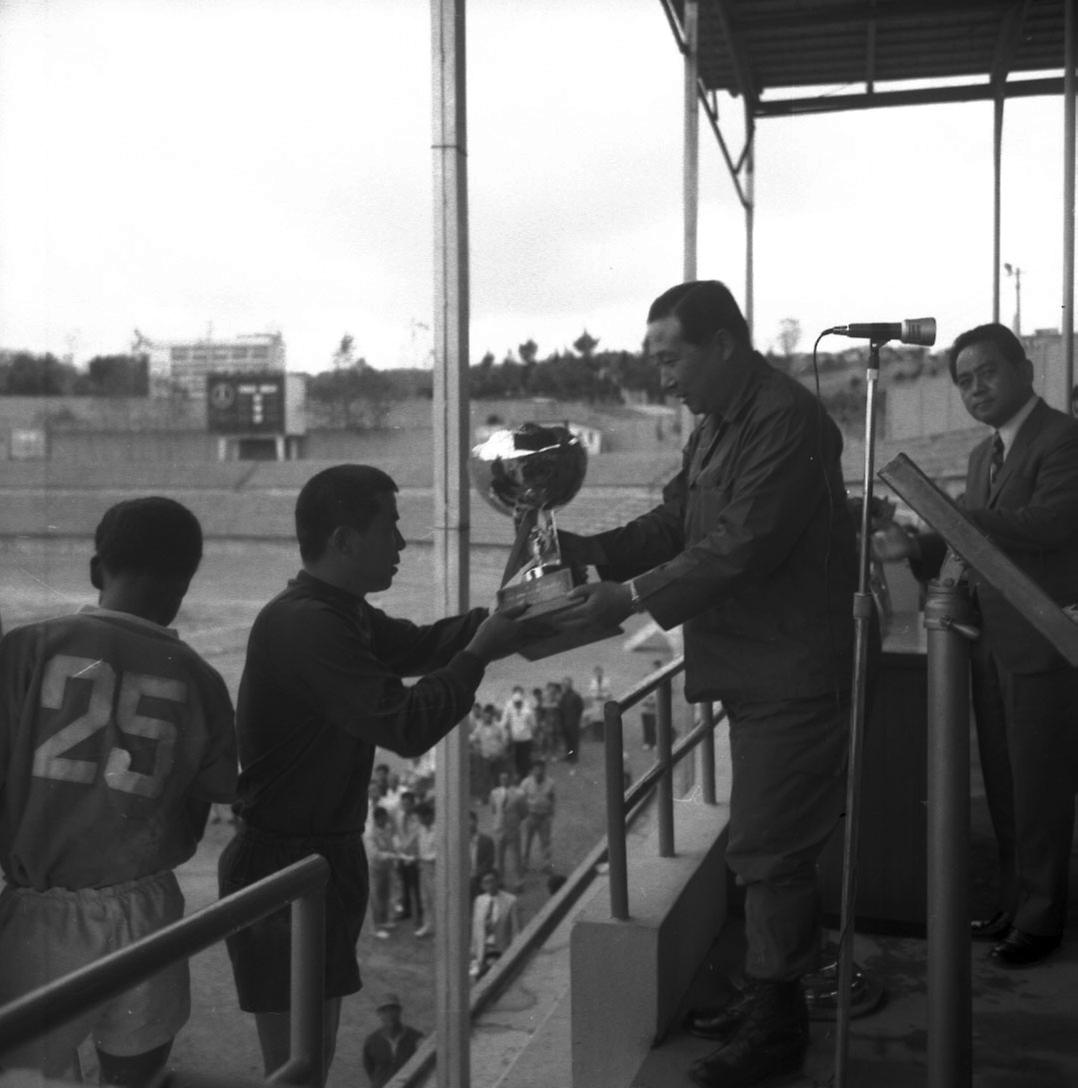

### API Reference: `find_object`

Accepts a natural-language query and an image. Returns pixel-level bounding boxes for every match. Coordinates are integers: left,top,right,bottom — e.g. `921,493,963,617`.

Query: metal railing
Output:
601,656,725,920
0,854,330,1088
389,655,725,1088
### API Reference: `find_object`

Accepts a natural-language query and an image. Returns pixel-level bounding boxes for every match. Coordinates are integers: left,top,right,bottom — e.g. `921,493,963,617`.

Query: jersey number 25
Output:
32,653,186,799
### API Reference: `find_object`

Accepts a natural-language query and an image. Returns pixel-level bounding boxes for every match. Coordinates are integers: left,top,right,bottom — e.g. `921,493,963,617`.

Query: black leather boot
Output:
685,986,761,1041
690,979,809,1088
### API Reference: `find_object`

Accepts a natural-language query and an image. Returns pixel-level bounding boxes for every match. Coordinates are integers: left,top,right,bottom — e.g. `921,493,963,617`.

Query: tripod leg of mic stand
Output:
924,581,974,1088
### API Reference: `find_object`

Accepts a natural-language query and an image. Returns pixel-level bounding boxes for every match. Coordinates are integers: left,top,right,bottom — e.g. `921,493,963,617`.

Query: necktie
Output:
484,897,497,947
989,433,1004,485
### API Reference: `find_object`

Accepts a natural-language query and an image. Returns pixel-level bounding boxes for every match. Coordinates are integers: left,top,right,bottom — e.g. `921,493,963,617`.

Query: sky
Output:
0,0,1072,372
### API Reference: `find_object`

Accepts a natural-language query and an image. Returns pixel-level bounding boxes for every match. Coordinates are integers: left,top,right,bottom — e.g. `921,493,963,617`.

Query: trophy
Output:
469,422,621,659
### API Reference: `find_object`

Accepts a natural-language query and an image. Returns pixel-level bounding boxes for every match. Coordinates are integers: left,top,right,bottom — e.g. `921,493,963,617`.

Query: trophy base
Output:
497,569,622,661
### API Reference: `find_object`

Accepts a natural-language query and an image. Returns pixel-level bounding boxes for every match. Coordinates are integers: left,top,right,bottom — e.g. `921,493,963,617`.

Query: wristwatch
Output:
627,579,644,613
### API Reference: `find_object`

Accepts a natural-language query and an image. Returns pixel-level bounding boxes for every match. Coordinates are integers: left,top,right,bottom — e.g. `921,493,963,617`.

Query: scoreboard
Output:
207,372,287,434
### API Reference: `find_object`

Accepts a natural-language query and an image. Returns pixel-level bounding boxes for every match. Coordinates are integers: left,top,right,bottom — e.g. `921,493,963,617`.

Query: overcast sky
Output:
0,0,1072,371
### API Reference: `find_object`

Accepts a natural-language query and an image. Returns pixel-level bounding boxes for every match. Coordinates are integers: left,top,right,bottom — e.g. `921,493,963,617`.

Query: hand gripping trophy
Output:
470,422,621,659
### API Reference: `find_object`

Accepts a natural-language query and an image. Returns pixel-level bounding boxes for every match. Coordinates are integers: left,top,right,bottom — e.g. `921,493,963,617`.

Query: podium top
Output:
878,453,1078,667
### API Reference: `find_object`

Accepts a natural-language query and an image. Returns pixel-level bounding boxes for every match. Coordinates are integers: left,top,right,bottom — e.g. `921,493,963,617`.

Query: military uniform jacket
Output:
594,353,857,704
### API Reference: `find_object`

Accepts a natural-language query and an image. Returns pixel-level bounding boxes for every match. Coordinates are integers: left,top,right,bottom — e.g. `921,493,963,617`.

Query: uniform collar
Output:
292,569,366,607
77,604,178,639
707,349,767,421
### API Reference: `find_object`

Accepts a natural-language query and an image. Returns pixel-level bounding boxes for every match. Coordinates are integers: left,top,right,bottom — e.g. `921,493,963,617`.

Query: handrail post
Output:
656,676,675,857
924,579,974,1088
289,889,326,1087
699,701,717,805
604,699,629,920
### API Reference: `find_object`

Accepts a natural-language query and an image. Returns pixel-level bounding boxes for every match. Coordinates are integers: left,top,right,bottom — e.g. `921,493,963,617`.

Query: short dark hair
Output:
94,497,202,581
948,323,1027,382
295,464,398,562
647,280,752,349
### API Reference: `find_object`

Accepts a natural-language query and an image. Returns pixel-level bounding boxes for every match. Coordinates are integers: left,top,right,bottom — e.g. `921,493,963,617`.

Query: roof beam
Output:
732,0,1014,34
755,75,1065,117
865,0,878,92
713,0,759,111
990,1,1033,88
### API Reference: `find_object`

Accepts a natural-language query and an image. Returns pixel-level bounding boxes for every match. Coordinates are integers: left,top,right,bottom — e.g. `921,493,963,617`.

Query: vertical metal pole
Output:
924,582,974,1088
683,0,699,283
834,345,881,1088
604,701,629,920
699,701,717,805
992,94,1004,324
290,891,326,1088
657,677,675,857
431,3,470,1086
1064,0,1076,401
648,670,674,857
744,112,756,339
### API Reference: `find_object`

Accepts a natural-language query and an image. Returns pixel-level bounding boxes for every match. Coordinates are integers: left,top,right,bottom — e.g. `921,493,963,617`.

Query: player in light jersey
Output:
0,497,236,1084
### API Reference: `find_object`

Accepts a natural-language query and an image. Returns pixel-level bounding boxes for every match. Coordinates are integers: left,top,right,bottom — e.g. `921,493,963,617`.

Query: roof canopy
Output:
666,0,1068,116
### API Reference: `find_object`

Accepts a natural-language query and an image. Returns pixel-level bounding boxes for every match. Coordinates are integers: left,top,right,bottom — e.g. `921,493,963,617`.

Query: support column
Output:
1064,0,1076,403
744,126,755,338
431,2,471,1086
992,94,1004,324
682,0,699,283
923,581,975,1088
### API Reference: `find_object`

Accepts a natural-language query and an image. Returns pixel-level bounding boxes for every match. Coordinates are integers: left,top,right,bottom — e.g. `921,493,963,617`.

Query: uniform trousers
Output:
970,642,1078,936
724,690,849,982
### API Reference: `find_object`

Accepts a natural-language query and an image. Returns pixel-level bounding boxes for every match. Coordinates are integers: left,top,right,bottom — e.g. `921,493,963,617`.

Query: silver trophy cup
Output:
470,422,619,659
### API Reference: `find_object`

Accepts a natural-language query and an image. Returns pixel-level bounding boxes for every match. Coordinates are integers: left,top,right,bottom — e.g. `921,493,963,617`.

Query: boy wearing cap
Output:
362,994,422,1088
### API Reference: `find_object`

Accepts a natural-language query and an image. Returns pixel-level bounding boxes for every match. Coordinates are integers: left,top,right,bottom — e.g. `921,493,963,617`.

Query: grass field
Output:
0,537,681,1084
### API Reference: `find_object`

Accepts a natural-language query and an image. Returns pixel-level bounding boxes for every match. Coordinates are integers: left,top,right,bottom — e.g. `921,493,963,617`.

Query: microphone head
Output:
900,318,936,347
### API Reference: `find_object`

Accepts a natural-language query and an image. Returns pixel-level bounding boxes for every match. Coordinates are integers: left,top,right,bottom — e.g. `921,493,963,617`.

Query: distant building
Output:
136,332,286,397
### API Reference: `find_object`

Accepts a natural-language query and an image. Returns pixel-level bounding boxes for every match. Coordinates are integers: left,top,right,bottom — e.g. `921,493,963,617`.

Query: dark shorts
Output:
218,825,369,1012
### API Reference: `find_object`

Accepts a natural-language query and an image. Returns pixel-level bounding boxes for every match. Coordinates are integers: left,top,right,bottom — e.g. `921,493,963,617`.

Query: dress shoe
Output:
685,988,760,1041
970,910,1013,942
690,981,808,1088
989,928,1061,967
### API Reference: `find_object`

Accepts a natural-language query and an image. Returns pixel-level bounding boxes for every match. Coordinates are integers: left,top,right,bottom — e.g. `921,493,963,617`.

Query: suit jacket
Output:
963,399,1078,673
594,353,857,703
471,889,520,963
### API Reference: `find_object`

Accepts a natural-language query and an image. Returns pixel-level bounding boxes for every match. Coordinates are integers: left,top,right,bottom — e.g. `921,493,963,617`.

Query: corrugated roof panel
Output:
683,0,1066,103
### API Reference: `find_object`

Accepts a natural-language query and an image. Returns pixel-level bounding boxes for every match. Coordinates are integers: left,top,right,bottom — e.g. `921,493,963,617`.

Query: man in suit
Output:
940,323,1078,966
468,810,495,899
880,323,1078,965
553,281,858,1087
470,868,520,980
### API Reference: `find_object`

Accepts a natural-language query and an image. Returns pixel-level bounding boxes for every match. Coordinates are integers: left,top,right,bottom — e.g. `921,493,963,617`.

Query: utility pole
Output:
1004,262,1023,336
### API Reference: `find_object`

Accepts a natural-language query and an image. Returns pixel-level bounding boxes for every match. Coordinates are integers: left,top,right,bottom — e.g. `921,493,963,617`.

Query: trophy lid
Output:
470,422,587,517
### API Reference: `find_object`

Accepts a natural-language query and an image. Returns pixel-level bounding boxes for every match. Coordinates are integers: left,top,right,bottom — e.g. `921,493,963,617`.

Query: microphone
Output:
829,318,937,346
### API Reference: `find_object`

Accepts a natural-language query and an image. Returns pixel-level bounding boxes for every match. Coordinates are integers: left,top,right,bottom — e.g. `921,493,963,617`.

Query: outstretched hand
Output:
466,603,531,663
555,580,634,631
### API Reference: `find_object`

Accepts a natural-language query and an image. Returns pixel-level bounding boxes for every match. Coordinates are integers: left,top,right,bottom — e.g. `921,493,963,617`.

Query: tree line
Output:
0,353,148,396
3,331,937,437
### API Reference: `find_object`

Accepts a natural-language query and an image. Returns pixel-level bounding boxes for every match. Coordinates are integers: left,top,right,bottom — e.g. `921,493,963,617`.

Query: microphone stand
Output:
834,339,883,1088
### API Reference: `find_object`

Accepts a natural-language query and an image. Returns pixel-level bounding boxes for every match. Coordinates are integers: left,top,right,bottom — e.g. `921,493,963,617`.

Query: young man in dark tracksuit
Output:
219,465,525,1082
